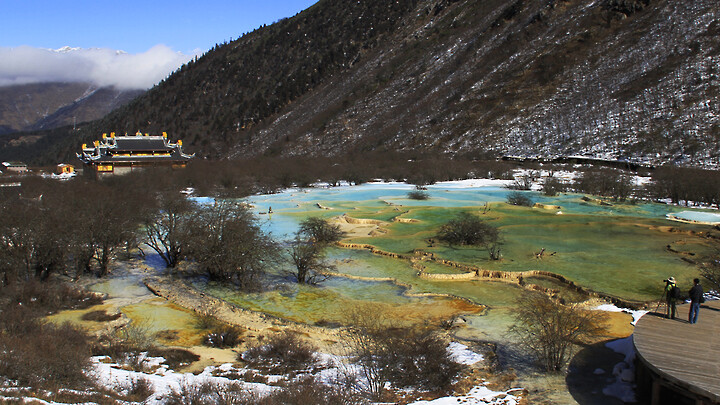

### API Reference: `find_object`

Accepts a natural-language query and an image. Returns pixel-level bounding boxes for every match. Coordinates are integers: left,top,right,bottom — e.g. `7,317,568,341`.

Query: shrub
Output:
0,304,41,336
184,200,279,290
379,328,461,391
288,238,335,284
542,176,565,196
1,280,103,316
121,376,155,402
0,321,91,388
165,380,239,405
506,191,533,206
506,173,534,190
407,190,430,200
509,292,607,372
242,332,316,374
194,313,220,330
116,319,155,351
214,382,255,405
258,376,352,405
437,212,501,259
0,285,93,389
203,325,244,348
81,310,122,322
298,216,346,245
92,318,157,371
164,380,251,405
343,308,464,399
146,347,200,370
698,254,720,293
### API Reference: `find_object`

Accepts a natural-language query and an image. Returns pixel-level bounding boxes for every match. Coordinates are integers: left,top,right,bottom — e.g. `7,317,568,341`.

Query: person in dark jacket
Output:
688,278,703,324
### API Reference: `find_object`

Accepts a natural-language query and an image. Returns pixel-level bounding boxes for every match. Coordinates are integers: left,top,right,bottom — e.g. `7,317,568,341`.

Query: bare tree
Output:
0,183,102,282
574,169,634,201
143,191,194,268
542,175,566,196
342,307,462,400
698,254,720,293
506,191,533,206
288,237,335,284
506,172,536,190
343,314,387,400
509,292,607,372
298,216,345,245
78,185,147,277
0,198,39,283
184,200,278,290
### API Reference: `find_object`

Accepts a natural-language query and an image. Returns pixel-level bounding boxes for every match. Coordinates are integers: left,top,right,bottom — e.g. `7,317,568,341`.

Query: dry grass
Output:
0,281,97,390
203,324,244,348
242,331,316,374
81,309,122,322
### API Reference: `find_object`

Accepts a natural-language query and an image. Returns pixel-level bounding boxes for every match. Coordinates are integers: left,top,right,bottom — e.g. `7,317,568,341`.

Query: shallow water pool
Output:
668,210,720,224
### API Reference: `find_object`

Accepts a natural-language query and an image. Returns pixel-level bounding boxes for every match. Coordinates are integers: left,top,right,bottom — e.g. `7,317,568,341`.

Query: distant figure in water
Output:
268,206,273,214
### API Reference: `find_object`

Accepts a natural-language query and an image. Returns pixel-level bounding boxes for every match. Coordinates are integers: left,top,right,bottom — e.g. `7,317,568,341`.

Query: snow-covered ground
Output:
594,303,649,326
603,337,637,403
447,341,485,365
92,356,277,404
408,343,524,404
408,385,524,405
1,341,520,404
428,179,514,188
591,303,648,403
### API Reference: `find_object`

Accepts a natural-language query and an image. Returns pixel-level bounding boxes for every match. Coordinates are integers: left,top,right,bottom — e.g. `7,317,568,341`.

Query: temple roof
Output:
77,133,194,165
112,137,169,151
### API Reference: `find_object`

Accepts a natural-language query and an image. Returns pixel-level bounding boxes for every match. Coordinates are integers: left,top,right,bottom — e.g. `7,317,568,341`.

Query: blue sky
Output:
0,0,319,54
0,0,318,88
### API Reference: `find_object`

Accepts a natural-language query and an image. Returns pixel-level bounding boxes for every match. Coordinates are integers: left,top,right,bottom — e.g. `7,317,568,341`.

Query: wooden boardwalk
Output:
634,299,720,404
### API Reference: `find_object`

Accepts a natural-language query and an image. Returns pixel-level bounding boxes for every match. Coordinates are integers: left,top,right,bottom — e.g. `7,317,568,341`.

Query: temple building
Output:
1,162,28,174
77,131,194,175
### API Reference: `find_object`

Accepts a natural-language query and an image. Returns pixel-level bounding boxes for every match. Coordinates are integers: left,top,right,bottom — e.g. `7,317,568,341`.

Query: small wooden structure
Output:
1,161,28,174
77,131,193,176
634,299,720,404
55,163,75,175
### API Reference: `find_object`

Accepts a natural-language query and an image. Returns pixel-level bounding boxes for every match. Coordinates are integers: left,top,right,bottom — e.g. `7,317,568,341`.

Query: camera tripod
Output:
653,290,667,314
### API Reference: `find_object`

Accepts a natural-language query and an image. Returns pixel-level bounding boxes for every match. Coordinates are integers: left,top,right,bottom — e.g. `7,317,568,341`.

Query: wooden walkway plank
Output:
634,299,720,403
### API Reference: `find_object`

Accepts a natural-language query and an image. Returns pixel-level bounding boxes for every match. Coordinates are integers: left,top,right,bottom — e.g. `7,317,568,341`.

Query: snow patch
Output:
603,337,637,403
409,384,523,405
91,357,277,404
447,342,484,365
430,179,514,188
594,303,648,325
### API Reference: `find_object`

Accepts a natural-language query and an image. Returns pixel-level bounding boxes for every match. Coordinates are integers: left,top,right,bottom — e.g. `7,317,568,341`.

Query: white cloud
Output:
0,45,198,90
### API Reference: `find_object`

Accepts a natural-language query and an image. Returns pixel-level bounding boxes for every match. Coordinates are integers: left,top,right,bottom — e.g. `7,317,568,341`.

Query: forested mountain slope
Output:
0,83,142,135
6,0,719,167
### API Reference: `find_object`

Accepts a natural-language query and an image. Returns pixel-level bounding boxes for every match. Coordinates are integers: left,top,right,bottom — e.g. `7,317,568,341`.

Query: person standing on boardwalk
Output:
688,278,704,324
664,277,679,319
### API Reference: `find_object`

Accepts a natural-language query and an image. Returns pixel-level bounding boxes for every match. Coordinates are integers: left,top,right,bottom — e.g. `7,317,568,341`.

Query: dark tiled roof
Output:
77,134,194,166
113,138,169,151
91,152,191,163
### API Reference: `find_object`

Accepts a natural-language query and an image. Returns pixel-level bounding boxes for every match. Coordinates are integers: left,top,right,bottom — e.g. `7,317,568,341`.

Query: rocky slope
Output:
232,0,719,167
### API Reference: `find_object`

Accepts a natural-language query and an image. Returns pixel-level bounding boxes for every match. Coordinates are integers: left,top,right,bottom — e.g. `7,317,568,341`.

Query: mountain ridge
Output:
2,0,718,168
0,82,143,135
